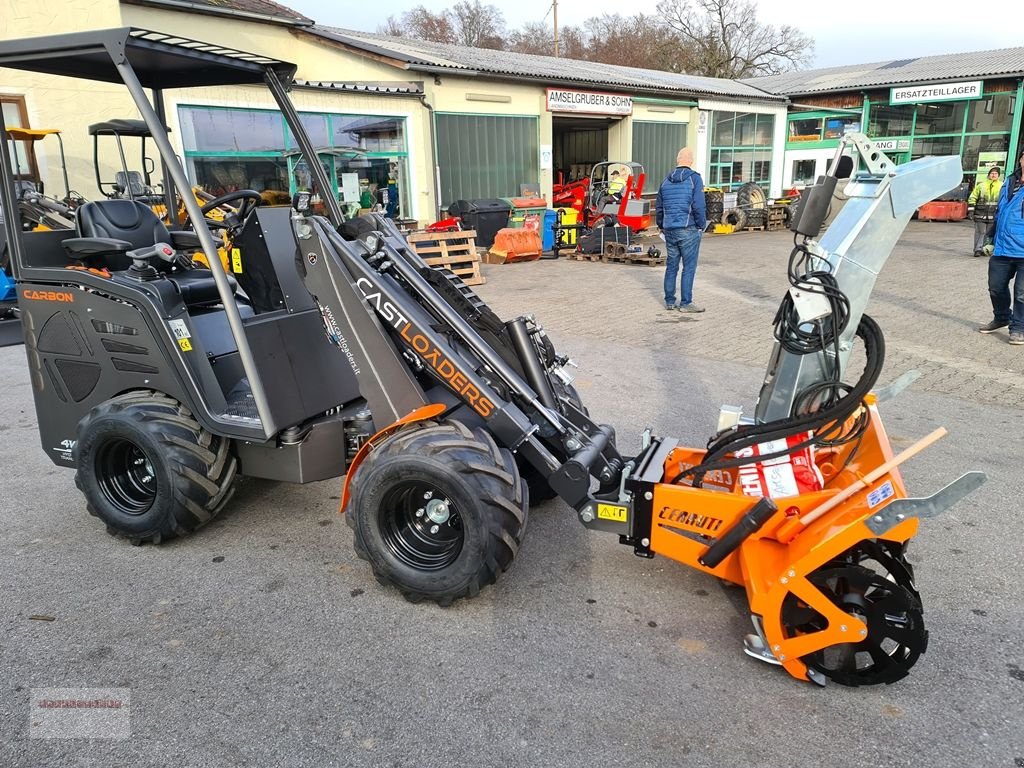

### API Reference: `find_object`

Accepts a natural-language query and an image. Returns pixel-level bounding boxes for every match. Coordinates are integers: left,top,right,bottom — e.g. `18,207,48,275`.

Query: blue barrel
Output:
542,209,556,251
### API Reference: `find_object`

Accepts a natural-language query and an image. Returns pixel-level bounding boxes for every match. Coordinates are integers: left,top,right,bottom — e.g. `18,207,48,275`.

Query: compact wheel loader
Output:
0,28,983,687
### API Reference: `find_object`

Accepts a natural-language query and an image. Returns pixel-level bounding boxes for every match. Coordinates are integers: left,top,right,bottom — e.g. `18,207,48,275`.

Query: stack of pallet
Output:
767,205,786,231
406,230,485,286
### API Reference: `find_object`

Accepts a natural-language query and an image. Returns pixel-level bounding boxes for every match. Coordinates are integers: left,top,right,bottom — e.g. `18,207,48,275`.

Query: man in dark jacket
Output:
979,151,1024,344
656,147,707,312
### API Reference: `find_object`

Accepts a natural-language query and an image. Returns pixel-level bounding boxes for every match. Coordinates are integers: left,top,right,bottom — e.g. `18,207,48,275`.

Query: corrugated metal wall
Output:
554,128,608,170
435,113,538,206
632,121,688,187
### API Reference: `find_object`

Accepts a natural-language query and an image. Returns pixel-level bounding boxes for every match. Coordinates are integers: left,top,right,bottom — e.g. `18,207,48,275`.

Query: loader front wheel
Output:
74,391,237,544
346,420,527,606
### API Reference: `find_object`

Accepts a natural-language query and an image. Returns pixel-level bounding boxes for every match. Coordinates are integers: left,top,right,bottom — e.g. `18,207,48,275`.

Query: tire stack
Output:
705,188,724,227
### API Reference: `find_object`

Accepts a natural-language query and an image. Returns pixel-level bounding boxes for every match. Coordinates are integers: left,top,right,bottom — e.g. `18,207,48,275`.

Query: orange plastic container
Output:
918,201,968,221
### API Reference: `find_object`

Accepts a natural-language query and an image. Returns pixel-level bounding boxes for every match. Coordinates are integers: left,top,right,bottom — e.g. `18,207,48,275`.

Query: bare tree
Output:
451,0,506,49
378,15,406,36
506,21,552,56
381,5,458,44
506,20,587,58
657,0,813,77
583,14,693,72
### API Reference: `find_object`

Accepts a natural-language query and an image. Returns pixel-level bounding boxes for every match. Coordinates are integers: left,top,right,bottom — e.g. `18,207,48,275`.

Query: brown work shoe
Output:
978,320,1008,334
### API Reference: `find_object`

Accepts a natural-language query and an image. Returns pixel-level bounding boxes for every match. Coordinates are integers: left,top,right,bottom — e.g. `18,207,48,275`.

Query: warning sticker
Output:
597,503,628,522
867,480,895,509
169,319,191,340
231,248,242,273
178,338,193,352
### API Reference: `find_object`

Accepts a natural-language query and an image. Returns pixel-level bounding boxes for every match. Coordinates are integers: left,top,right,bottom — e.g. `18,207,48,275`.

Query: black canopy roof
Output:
0,27,296,90
87,118,174,137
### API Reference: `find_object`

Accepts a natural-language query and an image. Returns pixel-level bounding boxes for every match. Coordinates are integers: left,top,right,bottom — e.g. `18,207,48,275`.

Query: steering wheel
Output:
184,189,262,236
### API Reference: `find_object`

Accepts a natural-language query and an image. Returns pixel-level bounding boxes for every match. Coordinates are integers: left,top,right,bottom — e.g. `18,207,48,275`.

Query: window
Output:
792,159,817,186
188,157,289,198
911,135,959,160
632,121,688,186
712,111,736,145
709,111,774,190
180,107,285,153
789,118,822,142
868,104,915,137
2,95,35,179
967,93,1014,134
332,115,405,153
823,116,859,139
178,105,410,218
914,102,967,135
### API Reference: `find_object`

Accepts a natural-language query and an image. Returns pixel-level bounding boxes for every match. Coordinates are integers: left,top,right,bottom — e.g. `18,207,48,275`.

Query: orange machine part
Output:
488,228,542,263
647,402,917,683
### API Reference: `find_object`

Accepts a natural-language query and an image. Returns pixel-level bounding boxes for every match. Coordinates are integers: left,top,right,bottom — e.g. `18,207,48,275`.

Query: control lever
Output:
127,242,176,280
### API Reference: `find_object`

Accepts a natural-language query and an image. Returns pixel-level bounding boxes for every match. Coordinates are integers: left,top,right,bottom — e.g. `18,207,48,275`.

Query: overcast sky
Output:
283,0,1019,69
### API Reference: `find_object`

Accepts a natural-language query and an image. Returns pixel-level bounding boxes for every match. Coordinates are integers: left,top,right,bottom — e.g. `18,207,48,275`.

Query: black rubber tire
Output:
736,182,767,212
73,390,237,544
722,207,747,229
346,420,527,606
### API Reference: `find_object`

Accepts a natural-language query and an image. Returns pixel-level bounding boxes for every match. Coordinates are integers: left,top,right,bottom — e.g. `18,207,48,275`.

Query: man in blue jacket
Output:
979,150,1024,345
656,147,707,312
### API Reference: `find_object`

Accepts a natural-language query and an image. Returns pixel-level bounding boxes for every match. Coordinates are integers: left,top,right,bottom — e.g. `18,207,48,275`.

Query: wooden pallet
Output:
568,251,603,262
407,229,485,286
602,242,664,266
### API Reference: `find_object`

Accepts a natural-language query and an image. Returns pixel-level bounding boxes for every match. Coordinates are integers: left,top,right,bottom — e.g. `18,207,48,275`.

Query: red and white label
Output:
735,432,823,499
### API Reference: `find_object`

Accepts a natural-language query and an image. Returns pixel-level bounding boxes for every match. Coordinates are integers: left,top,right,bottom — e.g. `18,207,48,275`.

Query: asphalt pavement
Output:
1,220,1021,767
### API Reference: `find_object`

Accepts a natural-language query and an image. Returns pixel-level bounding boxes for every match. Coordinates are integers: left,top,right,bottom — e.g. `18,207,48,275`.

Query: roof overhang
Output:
0,27,296,89
121,0,313,28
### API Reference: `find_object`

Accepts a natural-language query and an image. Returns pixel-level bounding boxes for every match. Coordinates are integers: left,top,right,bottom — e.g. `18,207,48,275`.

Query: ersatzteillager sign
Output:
890,81,982,105
546,88,633,115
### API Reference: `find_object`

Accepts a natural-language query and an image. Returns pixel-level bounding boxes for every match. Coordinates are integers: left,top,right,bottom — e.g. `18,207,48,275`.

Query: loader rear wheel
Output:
74,391,237,544
346,420,527,606
781,564,927,686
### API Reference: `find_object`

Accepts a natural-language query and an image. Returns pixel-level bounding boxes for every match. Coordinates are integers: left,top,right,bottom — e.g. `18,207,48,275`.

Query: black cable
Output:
670,313,884,486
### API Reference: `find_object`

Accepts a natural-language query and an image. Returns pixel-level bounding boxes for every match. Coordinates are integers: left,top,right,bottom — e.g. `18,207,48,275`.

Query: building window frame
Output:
709,110,775,191
177,104,410,215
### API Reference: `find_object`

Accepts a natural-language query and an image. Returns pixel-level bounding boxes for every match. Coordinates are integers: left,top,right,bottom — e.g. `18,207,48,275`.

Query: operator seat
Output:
71,199,236,307
114,171,163,204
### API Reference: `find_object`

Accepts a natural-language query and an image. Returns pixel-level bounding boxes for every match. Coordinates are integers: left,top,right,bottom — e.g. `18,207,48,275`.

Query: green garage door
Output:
632,121,688,187
435,113,538,208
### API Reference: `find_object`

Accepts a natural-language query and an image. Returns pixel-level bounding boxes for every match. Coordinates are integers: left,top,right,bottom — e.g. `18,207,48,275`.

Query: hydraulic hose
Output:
673,313,885,486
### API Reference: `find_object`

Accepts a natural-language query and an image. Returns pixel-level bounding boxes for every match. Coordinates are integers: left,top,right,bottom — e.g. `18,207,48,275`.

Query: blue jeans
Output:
988,255,1024,332
663,228,702,306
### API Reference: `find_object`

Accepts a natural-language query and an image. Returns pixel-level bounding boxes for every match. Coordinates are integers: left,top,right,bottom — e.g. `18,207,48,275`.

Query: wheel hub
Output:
95,438,158,515
379,481,463,571
425,498,451,524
